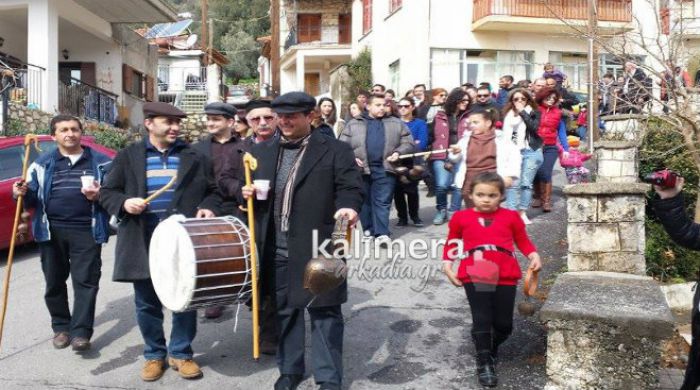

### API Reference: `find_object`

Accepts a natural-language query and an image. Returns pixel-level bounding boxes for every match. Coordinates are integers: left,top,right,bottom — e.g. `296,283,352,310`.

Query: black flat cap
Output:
271,92,316,114
143,102,187,119
245,99,272,111
204,102,237,118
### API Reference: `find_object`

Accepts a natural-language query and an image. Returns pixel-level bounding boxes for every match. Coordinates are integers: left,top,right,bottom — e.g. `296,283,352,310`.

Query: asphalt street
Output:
0,170,569,390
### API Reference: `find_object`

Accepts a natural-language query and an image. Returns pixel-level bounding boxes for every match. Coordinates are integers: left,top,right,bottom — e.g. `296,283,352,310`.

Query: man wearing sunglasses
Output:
243,99,280,148
473,86,501,122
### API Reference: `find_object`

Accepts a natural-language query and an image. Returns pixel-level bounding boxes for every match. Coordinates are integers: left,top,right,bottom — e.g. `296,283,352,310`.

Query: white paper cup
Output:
253,179,270,200
80,175,95,189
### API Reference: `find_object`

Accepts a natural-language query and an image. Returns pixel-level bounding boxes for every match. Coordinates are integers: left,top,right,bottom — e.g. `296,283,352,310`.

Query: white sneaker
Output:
520,212,532,225
375,235,391,248
362,230,374,242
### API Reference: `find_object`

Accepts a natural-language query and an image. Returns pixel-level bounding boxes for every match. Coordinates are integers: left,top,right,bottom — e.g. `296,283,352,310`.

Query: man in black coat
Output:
100,102,221,382
653,177,700,390
242,92,363,390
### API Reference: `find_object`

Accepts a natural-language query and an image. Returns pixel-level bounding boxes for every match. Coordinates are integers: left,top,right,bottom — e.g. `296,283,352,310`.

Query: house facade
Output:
0,0,178,129
275,0,354,97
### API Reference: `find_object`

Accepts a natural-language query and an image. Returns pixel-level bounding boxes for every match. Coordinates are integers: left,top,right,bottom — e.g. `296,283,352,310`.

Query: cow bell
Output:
303,255,348,296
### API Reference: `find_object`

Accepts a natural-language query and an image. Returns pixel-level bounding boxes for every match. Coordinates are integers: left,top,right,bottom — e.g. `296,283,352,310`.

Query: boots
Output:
491,330,509,367
542,182,553,212
531,182,543,208
476,350,498,387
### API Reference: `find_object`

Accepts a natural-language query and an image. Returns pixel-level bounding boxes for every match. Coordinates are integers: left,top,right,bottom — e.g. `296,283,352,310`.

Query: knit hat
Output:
567,135,581,147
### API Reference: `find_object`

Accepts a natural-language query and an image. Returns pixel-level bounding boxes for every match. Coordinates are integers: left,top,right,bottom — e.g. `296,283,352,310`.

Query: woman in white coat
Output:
448,108,522,209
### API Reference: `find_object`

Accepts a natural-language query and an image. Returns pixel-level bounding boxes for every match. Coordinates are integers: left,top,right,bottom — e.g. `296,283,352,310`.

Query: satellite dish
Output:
172,34,197,50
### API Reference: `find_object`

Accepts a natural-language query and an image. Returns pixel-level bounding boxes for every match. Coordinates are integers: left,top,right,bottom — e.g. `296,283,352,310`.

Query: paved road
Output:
0,174,570,390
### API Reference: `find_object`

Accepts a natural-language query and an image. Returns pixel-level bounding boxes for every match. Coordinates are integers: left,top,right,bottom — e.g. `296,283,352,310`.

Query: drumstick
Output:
396,149,449,160
0,134,40,350
144,175,177,204
243,153,261,361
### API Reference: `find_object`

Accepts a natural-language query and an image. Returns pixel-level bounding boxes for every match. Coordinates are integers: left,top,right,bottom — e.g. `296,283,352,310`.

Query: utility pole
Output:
271,0,280,97
201,0,208,65
588,0,600,150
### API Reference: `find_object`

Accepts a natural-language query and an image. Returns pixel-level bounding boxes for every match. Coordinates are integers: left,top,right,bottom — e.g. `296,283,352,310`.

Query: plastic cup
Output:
80,175,95,189
253,179,270,200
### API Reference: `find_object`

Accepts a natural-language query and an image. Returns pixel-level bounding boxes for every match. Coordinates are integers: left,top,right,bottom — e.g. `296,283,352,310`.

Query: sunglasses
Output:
512,97,528,102
398,104,412,108
477,94,490,98
248,115,275,123
460,99,471,103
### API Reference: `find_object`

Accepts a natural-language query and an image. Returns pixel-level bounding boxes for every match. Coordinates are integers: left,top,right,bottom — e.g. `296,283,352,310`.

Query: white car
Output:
226,87,251,106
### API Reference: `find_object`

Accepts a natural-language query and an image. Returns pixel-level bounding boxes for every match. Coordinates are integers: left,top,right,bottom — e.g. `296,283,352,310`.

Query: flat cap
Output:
143,102,187,119
204,102,237,118
271,92,316,114
245,99,272,111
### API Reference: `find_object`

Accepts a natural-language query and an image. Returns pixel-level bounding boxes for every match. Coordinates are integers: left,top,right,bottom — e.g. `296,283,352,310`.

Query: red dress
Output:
443,208,537,285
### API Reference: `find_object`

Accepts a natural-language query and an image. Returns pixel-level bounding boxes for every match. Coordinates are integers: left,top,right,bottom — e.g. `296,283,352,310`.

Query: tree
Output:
165,0,270,83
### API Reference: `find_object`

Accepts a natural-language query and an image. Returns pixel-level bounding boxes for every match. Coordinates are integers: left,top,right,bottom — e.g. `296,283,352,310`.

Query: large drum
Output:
149,215,255,312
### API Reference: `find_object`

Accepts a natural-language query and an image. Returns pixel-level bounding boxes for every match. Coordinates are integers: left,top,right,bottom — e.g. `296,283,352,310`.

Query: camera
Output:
643,169,679,189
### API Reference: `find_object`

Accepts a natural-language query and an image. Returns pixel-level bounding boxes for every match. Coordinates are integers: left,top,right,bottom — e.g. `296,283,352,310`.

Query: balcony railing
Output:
58,78,117,125
472,0,632,23
7,64,44,108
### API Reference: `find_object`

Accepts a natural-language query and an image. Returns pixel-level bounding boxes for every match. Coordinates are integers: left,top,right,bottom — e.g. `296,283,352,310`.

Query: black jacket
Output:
653,193,700,251
249,131,363,308
99,140,222,282
518,109,544,151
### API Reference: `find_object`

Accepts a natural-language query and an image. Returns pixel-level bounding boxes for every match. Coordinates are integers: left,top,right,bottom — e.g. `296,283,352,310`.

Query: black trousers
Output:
275,255,344,386
39,227,102,339
681,284,700,390
464,283,516,352
393,181,420,222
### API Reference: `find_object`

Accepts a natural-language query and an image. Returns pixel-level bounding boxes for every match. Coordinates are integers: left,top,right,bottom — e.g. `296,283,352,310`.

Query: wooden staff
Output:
0,134,40,350
243,152,260,360
143,175,177,204
396,148,449,160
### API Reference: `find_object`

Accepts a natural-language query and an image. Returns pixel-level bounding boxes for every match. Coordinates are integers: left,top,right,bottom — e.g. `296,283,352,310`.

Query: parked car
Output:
0,135,116,250
226,86,252,107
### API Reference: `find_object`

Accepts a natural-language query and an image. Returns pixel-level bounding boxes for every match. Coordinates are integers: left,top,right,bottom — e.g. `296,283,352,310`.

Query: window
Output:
297,14,322,43
429,49,533,89
0,146,23,181
389,0,402,13
549,51,587,91
389,60,400,93
363,0,373,35
339,14,352,44
123,64,153,100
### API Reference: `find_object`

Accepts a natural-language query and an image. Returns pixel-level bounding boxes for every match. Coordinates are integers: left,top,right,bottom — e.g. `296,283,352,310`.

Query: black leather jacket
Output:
653,193,700,251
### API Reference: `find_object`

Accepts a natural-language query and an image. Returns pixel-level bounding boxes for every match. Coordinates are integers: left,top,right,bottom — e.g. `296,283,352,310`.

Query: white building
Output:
0,0,178,128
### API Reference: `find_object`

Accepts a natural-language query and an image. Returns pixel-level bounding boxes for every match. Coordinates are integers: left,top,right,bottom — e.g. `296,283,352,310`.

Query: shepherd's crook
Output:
243,152,261,360
0,134,40,350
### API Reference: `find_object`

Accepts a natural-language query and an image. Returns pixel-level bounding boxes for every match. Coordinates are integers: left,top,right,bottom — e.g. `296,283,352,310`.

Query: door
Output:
304,73,320,97
339,14,351,44
298,14,322,43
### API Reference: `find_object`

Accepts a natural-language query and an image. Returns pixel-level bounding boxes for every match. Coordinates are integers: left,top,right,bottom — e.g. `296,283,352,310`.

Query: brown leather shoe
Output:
141,359,166,382
71,337,91,352
531,182,543,208
168,357,202,379
542,183,553,212
52,332,70,349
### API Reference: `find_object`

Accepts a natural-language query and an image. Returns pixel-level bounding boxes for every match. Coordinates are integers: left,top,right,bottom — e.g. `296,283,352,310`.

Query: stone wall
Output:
180,112,208,142
8,103,52,133
565,183,649,275
595,141,639,183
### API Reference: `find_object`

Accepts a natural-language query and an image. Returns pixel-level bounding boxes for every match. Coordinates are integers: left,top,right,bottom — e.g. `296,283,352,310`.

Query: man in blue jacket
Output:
13,115,112,352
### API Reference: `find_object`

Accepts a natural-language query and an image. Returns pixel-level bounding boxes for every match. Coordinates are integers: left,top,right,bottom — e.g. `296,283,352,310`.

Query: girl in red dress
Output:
442,171,542,387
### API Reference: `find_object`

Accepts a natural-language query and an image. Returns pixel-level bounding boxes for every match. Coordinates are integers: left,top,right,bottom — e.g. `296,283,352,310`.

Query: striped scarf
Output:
278,133,311,232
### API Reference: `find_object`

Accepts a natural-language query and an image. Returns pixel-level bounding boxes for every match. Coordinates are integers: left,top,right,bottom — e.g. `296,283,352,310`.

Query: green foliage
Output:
346,48,373,97
84,122,129,150
641,117,700,281
166,0,270,82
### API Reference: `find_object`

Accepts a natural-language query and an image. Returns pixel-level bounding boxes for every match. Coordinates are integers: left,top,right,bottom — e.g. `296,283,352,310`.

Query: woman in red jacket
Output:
532,87,568,212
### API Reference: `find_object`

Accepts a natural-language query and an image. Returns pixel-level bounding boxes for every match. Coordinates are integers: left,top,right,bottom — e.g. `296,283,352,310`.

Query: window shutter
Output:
146,75,155,102
122,64,133,94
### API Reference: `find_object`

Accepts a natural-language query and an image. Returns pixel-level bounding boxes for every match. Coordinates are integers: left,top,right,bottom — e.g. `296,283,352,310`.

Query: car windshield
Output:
0,141,58,181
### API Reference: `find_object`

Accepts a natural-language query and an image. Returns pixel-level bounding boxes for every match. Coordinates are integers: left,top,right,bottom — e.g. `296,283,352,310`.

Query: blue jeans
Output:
133,279,197,360
577,125,587,141
432,160,462,212
360,166,396,237
534,145,559,183
505,148,544,211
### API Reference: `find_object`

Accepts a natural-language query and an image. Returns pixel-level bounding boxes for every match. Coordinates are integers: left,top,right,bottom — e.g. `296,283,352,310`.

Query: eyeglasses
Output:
398,104,412,108
247,115,275,123
512,97,528,102
460,99,470,103
477,94,490,98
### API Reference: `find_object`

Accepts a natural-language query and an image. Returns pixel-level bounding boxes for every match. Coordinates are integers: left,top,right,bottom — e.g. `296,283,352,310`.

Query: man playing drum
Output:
242,92,363,390
100,102,221,382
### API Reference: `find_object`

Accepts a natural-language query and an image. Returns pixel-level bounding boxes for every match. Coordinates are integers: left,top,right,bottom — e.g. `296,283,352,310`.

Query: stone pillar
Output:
595,141,639,183
295,51,306,91
542,116,674,389
27,0,59,113
565,183,648,275
206,64,220,103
